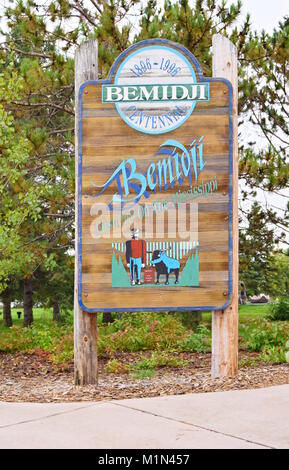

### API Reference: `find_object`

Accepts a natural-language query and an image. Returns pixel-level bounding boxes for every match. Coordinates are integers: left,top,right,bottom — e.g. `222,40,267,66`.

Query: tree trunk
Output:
102,312,114,324
24,278,33,327
3,293,12,327
53,300,60,321
177,311,202,329
191,311,202,329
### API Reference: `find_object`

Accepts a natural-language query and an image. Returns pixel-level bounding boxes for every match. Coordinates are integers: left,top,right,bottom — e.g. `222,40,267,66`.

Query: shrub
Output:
104,359,129,374
98,313,187,354
239,318,289,364
176,325,211,353
133,369,156,379
268,299,289,321
239,319,289,352
0,319,73,365
261,346,289,364
134,352,188,370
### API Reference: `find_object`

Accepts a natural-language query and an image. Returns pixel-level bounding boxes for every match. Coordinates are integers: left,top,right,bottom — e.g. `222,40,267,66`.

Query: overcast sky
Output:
236,0,288,32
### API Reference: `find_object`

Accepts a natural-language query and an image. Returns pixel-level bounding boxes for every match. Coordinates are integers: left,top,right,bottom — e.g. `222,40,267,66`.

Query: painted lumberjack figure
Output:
126,228,146,286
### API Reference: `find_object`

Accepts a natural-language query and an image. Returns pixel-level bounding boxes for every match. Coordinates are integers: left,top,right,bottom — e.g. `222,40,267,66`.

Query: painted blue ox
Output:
151,250,180,285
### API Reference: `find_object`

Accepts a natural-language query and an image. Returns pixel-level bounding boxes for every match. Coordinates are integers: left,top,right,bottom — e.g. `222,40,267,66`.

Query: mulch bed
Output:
1,351,289,402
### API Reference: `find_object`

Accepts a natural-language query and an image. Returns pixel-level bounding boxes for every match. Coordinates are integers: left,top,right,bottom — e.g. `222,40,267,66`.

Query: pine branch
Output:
9,101,74,116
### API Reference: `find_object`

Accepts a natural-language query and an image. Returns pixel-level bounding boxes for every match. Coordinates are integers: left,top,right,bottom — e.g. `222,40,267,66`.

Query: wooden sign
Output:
78,39,233,313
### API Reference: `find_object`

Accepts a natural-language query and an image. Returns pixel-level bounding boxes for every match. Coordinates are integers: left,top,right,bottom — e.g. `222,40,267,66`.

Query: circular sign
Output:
113,45,198,134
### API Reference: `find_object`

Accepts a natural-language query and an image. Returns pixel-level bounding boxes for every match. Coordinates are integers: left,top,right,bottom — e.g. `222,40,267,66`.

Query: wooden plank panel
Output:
79,40,232,312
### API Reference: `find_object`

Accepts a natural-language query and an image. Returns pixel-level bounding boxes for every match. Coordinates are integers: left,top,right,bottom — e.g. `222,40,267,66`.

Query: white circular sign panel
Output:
114,45,198,134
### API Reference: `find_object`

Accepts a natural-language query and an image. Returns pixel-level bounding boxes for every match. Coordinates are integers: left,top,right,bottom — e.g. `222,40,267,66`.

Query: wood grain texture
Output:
79,41,232,311
211,34,239,379
74,40,98,386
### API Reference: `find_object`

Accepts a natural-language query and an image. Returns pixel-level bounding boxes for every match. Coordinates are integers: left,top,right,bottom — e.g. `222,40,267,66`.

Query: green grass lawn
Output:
1,303,270,328
202,304,271,322
5,307,57,323
239,303,272,317
0,304,288,368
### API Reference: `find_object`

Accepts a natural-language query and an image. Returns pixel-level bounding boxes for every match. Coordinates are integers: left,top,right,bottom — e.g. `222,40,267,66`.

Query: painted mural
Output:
112,228,199,288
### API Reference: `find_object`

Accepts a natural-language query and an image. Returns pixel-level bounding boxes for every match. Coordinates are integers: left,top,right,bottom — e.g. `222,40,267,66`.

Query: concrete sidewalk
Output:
0,385,289,449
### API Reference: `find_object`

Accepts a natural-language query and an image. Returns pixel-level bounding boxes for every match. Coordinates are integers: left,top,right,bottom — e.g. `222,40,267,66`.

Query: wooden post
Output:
211,34,239,378
74,40,98,385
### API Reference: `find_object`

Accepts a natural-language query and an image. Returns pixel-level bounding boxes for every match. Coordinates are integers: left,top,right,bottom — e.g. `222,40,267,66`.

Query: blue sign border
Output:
78,38,233,313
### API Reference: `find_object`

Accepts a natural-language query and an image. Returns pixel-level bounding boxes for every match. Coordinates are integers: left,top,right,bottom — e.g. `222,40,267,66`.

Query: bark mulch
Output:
0,351,289,403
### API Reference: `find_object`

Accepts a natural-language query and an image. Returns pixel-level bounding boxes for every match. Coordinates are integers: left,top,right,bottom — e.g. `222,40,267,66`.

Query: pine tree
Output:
238,18,289,244
239,202,277,296
1,0,288,312
0,56,73,324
